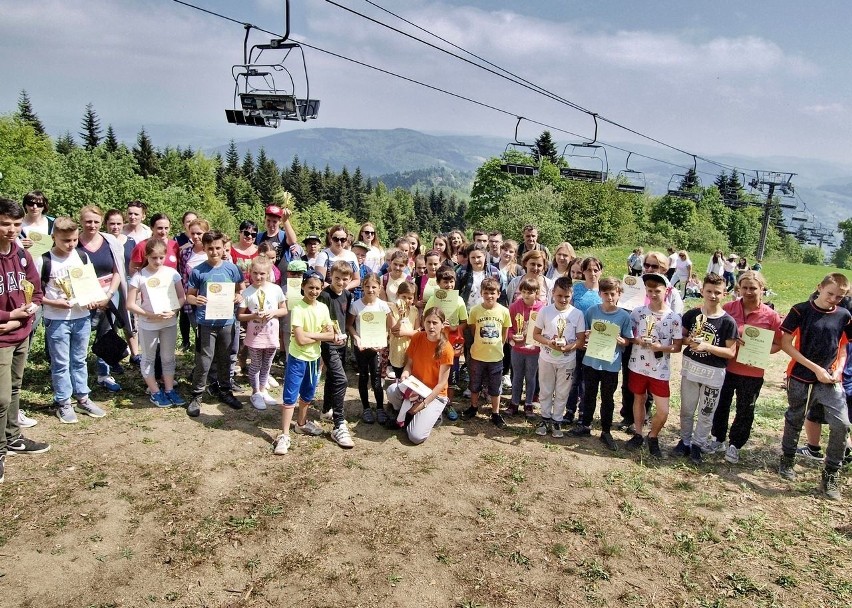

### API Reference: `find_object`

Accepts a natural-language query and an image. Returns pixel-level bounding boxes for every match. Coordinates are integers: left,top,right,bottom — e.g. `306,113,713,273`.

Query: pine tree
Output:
213,152,225,189
225,140,239,174
56,131,77,155
133,127,159,177
79,103,102,150
241,150,256,186
16,90,46,136
714,171,728,192
255,148,282,204
679,168,698,191
533,130,559,164
104,124,119,152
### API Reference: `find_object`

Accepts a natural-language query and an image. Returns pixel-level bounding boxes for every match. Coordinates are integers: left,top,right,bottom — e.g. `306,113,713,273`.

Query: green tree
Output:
225,140,239,174
103,124,119,153
79,103,102,151
254,148,281,204
0,115,55,197
832,217,852,268
727,207,762,256
132,127,159,177
801,245,826,265
533,130,559,164
241,150,255,186
16,90,46,136
55,131,77,155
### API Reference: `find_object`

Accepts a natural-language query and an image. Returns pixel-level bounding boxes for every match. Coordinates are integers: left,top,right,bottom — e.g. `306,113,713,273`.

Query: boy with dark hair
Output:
317,261,353,440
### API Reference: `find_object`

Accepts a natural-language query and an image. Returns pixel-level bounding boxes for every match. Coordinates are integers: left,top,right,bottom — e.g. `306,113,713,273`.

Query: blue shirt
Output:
582,304,633,372
188,261,243,327
572,282,602,313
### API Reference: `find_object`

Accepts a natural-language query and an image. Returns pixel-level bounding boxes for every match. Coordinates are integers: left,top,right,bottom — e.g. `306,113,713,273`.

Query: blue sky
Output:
2,0,851,168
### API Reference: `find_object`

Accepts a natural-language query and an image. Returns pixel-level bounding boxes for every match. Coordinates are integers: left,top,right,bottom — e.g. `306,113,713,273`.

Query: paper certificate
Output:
146,276,180,314
618,275,646,311
286,277,303,308
359,310,388,349
586,320,620,362
68,264,106,307
433,289,461,324
525,311,539,346
736,325,774,369
204,281,236,320
400,375,432,398
26,231,52,258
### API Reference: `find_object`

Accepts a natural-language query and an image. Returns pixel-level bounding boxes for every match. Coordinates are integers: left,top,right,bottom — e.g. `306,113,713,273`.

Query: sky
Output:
2,0,852,174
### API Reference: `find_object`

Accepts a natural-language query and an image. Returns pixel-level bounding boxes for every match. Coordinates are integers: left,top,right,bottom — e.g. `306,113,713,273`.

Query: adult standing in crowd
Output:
547,242,576,280
231,220,259,281
256,204,301,282
672,250,693,296
707,250,725,276
175,212,198,248
123,200,151,243
627,247,644,277
722,254,737,292
129,213,180,275
487,231,503,267
20,190,54,244
517,224,550,260
315,225,361,291
358,222,384,273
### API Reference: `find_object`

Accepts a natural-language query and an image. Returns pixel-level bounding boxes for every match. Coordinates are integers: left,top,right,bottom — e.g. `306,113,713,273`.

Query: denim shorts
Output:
469,358,503,396
282,355,320,406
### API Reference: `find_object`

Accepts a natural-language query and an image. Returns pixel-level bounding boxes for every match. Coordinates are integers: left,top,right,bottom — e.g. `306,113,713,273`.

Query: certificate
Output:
204,281,236,320
586,320,620,362
68,264,106,307
618,275,645,311
525,310,539,346
433,289,461,324
146,276,180,314
286,277,303,308
736,325,774,369
401,375,432,399
359,310,388,349
26,230,52,258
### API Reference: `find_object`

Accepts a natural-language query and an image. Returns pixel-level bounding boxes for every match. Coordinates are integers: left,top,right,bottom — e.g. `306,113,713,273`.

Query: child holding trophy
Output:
507,277,544,419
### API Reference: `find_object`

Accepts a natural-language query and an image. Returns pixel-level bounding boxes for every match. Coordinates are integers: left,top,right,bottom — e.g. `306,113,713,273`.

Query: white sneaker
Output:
294,420,323,436
707,439,725,454
261,391,281,406
385,368,396,380
250,393,267,410
724,444,740,464
331,423,354,449
462,389,472,398
265,376,279,388
501,374,512,390
321,408,333,421
18,410,38,428
273,433,290,455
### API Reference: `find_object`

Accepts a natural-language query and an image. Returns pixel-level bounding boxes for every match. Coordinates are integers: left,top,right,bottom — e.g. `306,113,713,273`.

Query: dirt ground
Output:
2,348,851,608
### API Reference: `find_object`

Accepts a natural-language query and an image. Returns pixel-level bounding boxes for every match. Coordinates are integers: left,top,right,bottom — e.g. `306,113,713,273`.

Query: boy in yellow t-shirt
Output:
461,278,511,428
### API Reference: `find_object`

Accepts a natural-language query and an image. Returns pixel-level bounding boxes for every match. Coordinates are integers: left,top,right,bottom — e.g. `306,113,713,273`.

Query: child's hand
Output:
353,336,361,349
195,295,208,306
159,310,175,319
616,335,628,346
815,368,835,384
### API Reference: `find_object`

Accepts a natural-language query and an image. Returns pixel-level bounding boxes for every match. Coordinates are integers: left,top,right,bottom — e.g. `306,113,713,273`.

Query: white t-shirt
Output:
466,270,486,310
674,256,691,278
628,305,682,381
242,283,286,349
43,249,92,321
350,298,391,337
128,266,182,330
124,224,152,243
314,248,359,280
535,304,585,366
364,246,384,274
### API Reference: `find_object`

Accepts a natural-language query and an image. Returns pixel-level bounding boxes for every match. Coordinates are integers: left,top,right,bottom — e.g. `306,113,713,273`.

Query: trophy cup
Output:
257,289,266,312
641,318,656,344
554,317,567,347
396,298,409,322
513,313,525,342
332,320,346,343
56,277,74,303
21,279,34,306
690,313,707,344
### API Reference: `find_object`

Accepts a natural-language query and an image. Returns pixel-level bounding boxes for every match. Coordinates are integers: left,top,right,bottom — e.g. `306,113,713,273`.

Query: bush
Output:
801,246,826,265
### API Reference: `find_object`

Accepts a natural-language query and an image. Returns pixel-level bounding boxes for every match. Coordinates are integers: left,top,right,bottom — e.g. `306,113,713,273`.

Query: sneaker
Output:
149,390,171,408
7,436,51,455
600,432,618,451
570,424,591,437
821,469,842,501
491,412,506,429
273,433,291,455
97,376,121,392
206,383,221,399
616,419,631,432
461,406,478,420
724,444,740,464
670,439,690,457
689,444,702,464
230,380,247,393
17,410,38,428
331,423,355,449
462,388,472,398
0,455,4,483
111,362,125,375
130,354,142,366
506,404,518,416
795,445,825,462
501,374,512,392
219,391,243,410
385,368,396,380
648,437,663,458
187,395,202,418
265,376,279,388
250,393,267,411
779,455,796,481
445,405,459,421
535,419,551,436
56,401,78,424
321,408,334,421
524,404,535,421
551,421,564,438
261,391,281,406
77,397,106,418
376,407,389,426
625,434,644,450
165,389,186,407
294,420,323,436
361,408,376,424
707,439,726,454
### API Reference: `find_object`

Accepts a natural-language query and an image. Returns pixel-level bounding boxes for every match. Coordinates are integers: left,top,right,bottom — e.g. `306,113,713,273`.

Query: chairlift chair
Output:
559,114,608,183
615,152,646,194
667,155,702,202
500,117,540,176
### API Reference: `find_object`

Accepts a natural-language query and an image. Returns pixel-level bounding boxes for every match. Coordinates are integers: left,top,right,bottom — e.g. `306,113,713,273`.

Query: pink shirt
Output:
508,298,544,354
723,299,782,378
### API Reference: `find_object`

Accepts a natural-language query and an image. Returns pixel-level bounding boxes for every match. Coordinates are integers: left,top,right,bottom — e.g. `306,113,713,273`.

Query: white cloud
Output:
801,102,846,115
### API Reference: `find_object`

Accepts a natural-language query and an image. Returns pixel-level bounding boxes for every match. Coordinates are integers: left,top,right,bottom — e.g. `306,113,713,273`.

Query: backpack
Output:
40,249,90,287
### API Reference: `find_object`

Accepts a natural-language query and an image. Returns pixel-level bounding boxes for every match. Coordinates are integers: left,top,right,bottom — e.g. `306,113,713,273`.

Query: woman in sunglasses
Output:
358,222,384,274
231,221,260,282
20,190,54,248
315,225,361,291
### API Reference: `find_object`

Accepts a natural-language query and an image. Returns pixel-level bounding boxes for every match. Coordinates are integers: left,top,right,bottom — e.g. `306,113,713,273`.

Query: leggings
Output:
354,345,383,410
247,346,277,392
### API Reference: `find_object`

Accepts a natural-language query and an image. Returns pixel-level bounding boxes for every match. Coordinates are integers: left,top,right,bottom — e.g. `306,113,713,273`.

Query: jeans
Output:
782,378,850,471
0,339,29,452
510,350,538,406
711,372,764,449
321,344,348,428
45,317,91,404
581,367,620,431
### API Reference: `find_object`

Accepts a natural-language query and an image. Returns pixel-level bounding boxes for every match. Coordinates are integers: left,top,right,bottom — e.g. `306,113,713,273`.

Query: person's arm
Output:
409,363,452,415
125,284,148,318
781,333,835,384
346,311,360,349
174,281,186,309
186,286,205,306
281,209,298,251
689,336,737,358
293,324,335,346
236,301,253,323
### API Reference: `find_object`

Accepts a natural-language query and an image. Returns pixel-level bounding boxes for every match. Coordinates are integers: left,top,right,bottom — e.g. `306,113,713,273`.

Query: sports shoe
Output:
648,437,663,458
165,389,186,406
250,393,267,411
505,404,518,416
206,382,221,399
149,390,171,408
331,423,354,449
445,405,459,421
273,433,290,455
361,408,376,424
551,421,564,438
55,401,78,424
491,412,507,429
187,395,202,418
376,407,389,426
625,434,644,450
261,391,281,406
111,362,125,375
616,419,631,432
524,404,535,421
462,388,472,398
778,455,796,481
724,444,740,464
670,440,690,457
821,469,842,501
130,354,142,366
77,397,106,418
570,424,591,437
219,391,243,410
600,432,618,451
265,376,279,388
18,410,38,428
294,420,323,436
321,408,334,421
689,444,703,464
97,376,121,392
501,374,512,392
0,455,4,483
535,419,550,436
385,368,396,380
795,445,825,462
7,436,51,455
707,439,726,454
461,406,478,420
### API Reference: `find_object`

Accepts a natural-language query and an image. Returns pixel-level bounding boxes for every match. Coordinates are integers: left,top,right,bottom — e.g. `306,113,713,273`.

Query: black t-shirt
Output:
318,286,352,351
681,308,738,369
79,238,115,279
781,300,852,383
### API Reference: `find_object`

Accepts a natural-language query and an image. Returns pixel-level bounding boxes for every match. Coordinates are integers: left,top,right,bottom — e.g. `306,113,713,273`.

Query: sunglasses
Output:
644,263,660,269
25,201,45,208
331,236,348,243
362,230,375,235
242,230,257,238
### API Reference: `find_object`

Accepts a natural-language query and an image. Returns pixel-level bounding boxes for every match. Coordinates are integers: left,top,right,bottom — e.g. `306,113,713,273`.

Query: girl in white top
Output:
126,240,186,407
237,256,288,410
315,224,360,291
358,222,384,274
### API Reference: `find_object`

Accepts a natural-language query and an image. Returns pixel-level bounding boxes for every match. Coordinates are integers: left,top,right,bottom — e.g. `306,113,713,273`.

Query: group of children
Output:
1,198,850,501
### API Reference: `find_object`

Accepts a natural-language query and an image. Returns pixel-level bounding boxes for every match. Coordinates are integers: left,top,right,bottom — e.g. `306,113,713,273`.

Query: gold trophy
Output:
690,313,707,344
396,298,409,322
56,276,74,302
642,318,656,344
257,289,266,312
554,317,567,347
332,319,346,342
513,313,525,342
21,279,34,306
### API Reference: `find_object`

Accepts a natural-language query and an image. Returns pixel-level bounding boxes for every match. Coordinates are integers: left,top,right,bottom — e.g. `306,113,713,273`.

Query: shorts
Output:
282,355,320,406
469,358,502,396
627,370,671,398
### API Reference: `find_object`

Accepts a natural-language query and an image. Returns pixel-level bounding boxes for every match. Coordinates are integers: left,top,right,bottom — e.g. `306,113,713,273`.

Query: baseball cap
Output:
642,272,669,287
287,260,307,273
264,205,284,218
302,234,321,244
351,240,369,251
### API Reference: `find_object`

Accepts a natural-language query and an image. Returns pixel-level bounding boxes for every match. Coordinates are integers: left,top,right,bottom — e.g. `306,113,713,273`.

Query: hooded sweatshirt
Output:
0,240,43,347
